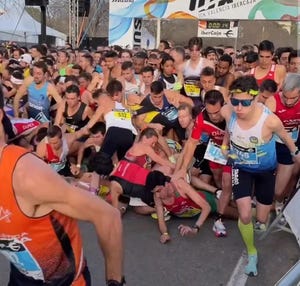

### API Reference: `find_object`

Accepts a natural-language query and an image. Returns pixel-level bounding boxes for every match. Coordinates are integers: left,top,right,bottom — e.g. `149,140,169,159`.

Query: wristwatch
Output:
291,149,300,156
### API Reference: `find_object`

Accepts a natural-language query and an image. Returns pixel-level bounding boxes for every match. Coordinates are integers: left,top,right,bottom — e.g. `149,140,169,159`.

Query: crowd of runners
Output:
0,36,299,284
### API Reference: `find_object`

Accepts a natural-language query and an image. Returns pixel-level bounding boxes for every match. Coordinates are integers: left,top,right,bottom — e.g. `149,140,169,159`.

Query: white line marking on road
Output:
226,251,248,286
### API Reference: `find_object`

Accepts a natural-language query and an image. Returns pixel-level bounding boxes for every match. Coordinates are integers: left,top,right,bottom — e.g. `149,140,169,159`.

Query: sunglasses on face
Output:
230,98,254,107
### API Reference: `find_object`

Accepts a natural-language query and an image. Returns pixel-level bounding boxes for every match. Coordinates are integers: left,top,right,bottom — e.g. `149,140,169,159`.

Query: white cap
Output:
19,53,32,65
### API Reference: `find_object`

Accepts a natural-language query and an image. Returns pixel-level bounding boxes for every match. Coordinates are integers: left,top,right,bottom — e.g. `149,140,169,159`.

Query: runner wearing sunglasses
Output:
220,75,300,277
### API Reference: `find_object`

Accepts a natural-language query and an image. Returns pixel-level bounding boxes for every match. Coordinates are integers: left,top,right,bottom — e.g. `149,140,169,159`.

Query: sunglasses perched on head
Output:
231,89,259,96
230,98,254,107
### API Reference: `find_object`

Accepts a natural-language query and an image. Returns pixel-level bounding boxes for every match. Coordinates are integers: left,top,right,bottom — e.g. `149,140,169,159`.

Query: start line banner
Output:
109,0,299,21
109,0,299,45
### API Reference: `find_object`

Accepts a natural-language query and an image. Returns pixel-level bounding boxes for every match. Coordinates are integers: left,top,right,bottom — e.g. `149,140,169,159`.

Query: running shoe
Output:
151,208,171,221
254,221,267,232
245,254,258,276
212,219,227,237
214,189,222,200
275,200,287,225
275,200,284,215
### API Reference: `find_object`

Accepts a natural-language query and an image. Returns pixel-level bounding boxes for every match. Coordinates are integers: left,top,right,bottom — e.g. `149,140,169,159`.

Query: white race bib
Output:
204,139,227,165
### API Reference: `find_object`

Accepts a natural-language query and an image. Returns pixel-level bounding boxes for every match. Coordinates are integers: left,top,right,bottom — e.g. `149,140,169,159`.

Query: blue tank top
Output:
28,82,50,123
228,105,277,172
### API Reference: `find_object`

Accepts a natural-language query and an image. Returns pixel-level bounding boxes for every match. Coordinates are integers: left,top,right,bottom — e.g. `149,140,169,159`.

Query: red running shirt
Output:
191,109,226,145
250,64,276,87
274,92,300,142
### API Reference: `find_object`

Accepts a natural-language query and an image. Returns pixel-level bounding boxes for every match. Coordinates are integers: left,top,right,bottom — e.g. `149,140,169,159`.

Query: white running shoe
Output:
213,219,227,237
254,221,267,232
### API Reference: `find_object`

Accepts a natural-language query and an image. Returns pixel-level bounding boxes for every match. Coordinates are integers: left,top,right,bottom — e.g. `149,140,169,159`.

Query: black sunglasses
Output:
230,98,254,107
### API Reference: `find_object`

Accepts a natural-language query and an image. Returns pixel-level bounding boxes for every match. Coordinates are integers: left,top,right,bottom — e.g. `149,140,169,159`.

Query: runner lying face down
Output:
92,128,175,211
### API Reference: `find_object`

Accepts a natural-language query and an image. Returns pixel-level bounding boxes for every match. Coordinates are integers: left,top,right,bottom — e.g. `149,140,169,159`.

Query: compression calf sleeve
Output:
238,219,257,255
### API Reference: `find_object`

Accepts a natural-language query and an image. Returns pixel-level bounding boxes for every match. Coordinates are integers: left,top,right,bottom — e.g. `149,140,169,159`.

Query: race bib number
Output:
66,123,77,133
162,107,178,122
204,140,227,165
34,112,50,123
177,207,201,218
230,141,258,164
113,109,131,120
184,83,200,97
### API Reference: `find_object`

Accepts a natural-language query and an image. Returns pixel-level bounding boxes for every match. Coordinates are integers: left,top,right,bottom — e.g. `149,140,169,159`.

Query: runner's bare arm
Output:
66,126,90,149
145,145,175,169
86,98,107,129
76,139,95,166
176,137,198,172
264,96,276,112
220,103,232,123
183,181,211,227
13,153,124,283
164,89,194,108
268,114,299,156
13,83,28,117
275,65,286,91
35,140,46,159
177,179,211,236
54,100,66,126
154,192,171,244
84,105,95,119
48,83,62,104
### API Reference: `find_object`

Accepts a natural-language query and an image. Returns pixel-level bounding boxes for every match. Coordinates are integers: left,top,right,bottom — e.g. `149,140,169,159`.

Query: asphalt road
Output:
0,211,299,286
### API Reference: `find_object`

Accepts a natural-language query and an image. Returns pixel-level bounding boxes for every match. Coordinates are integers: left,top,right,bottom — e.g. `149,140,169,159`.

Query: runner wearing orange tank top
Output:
0,86,124,285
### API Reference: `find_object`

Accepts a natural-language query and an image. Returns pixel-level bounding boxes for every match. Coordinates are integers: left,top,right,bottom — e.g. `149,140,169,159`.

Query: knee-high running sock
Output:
238,219,257,255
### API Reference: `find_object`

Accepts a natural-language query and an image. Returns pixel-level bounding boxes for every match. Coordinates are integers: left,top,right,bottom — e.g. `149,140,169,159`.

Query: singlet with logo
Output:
0,145,85,285
45,137,69,172
104,101,137,135
137,95,178,124
250,64,276,87
192,109,226,145
63,102,89,133
28,82,50,123
274,92,300,143
228,104,277,172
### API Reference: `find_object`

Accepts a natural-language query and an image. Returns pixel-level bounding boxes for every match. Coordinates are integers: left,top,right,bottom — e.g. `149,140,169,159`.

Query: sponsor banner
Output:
109,17,156,48
109,0,299,45
141,24,156,49
133,18,142,47
109,0,300,46
109,0,299,20
198,20,239,38
109,16,134,46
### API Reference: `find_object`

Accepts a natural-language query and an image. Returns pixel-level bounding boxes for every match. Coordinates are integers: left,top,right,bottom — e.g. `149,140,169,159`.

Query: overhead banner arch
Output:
109,0,299,46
